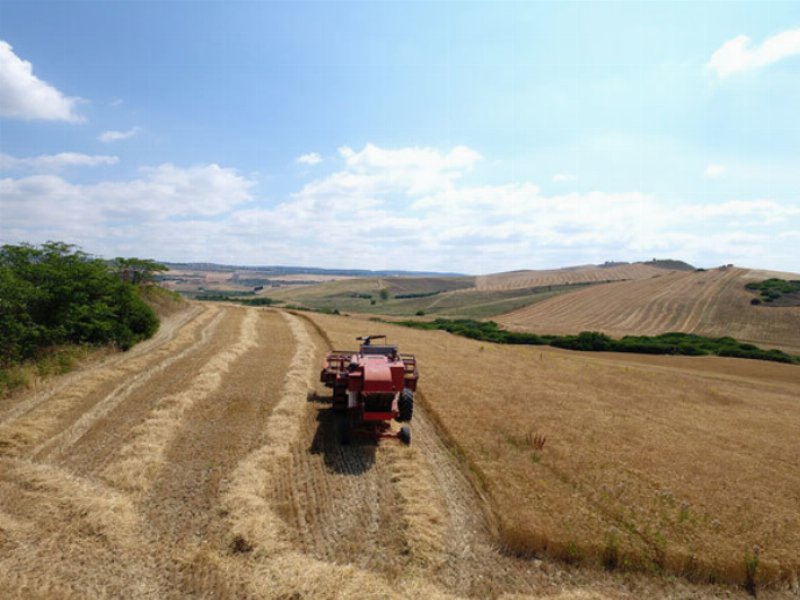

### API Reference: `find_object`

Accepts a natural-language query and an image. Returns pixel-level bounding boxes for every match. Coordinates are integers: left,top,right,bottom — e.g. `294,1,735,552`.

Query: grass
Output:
390,318,800,365
308,312,800,592
0,344,97,398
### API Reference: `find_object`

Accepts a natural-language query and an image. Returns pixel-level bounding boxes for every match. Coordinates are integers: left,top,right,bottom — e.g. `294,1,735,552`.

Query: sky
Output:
0,0,798,274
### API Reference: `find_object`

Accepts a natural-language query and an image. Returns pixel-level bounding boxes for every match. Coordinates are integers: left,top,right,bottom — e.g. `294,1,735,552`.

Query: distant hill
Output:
162,262,465,278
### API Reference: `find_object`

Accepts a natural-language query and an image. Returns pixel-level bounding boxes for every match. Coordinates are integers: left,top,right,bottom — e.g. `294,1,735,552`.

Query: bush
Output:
391,319,799,365
745,278,800,303
0,242,159,364
238,297,275,306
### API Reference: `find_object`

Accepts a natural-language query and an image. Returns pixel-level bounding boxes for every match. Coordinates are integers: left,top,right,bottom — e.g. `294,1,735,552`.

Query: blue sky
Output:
1,1,798,273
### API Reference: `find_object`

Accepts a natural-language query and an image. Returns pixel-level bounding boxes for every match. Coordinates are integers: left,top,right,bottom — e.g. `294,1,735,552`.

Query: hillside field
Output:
475,263,671,291
3,302,796,598
263,262,683,319
498,268,800,354
307,311,800,591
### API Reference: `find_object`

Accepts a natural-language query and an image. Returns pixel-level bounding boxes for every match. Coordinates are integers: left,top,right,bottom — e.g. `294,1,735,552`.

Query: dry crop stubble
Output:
217,311,453,598
0,303,219,459
2,302,790,599
498,268,800,353
100,308,258,493
124,307,298,596
306,312,800,593
0,303,202,424
476,264,665,291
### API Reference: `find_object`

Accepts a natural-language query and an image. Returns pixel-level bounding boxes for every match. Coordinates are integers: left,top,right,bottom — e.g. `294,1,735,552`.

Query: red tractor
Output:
320,335,418,445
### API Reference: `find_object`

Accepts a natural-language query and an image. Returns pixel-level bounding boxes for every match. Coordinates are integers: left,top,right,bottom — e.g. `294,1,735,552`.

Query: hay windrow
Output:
101,308,257,493
221,311,315,556
0,304,218,459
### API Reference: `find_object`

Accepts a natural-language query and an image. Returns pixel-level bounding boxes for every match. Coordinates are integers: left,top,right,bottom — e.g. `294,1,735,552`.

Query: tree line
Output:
0,242,164,368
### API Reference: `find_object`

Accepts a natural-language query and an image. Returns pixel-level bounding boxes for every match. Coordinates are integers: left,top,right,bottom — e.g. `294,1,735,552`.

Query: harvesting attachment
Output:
320,335,418,445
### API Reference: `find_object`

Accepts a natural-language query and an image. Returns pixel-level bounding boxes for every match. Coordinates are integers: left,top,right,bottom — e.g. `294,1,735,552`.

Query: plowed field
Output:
498,268,800,353
476,264,666,291
1,303,791,599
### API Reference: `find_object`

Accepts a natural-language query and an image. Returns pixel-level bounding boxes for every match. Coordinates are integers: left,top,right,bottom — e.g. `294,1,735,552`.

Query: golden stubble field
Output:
475,264,666,291
308,312,800,592
1,300,798,599
498,268,800,354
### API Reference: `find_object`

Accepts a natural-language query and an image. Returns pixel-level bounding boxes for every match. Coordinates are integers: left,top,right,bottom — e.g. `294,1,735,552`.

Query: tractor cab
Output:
357,335,398,359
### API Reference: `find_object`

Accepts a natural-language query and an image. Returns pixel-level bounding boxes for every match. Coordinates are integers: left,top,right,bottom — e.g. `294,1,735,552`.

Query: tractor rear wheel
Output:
397,389,413,422
399,426,411,445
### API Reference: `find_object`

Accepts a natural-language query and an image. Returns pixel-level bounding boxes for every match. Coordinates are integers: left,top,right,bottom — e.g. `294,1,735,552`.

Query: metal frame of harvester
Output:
320,335,418,445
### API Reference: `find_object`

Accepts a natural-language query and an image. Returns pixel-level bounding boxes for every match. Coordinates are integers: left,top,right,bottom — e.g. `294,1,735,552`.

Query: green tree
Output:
111,257,168,284
0,242,160,364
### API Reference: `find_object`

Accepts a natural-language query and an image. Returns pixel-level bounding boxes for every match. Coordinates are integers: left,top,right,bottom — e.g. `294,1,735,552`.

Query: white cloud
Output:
296,152,322,165
0,152,118,171
334,143,483,195
0,163,253,241
552,172,576,183
707,28,800,78
704,164,726,178
98,127,141,143
0,40,84,122
674,199,800,225
1,144,798,273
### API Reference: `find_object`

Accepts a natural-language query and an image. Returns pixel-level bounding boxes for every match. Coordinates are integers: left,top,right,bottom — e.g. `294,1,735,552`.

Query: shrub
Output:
391,319,799,365
0,242,159,363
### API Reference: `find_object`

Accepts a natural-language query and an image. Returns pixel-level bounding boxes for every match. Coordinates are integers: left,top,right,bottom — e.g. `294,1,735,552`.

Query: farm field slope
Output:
498,267,800,353
1,301,784,599
308,312,800,592
476,263,666,291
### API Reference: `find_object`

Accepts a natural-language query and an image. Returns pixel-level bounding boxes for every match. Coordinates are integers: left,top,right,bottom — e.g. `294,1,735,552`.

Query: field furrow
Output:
498,268,800,353
0,304,219,459
2,300,793,599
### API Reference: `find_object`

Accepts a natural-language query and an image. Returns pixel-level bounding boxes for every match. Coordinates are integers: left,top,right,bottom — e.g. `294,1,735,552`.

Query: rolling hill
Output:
497,267,800,353
475,262,670,291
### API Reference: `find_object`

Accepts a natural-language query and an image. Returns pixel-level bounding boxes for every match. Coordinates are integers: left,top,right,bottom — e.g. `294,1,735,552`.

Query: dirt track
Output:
0,303,767,599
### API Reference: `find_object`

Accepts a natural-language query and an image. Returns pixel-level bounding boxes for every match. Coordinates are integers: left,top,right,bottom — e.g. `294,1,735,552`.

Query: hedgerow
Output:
392,319,799,365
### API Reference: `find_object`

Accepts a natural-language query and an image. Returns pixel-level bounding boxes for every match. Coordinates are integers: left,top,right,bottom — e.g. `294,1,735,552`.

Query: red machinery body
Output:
320,335,418,444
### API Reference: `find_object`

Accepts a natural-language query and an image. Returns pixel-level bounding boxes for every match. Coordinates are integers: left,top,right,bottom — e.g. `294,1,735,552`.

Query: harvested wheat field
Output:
307,312,800,595
498,267,800,353
1,302,796,599
476,264,667,291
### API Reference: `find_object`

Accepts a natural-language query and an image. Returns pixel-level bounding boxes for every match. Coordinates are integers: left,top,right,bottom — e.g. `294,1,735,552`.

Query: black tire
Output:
397,389,413,422
335,412,351,445
399,426,411,445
